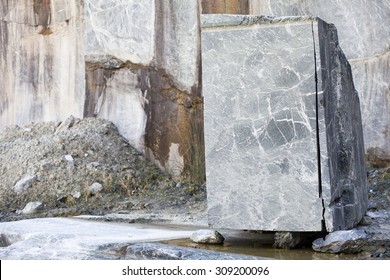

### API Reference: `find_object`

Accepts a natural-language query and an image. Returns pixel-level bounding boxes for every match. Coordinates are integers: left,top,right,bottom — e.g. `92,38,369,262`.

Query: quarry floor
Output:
0,118,390,259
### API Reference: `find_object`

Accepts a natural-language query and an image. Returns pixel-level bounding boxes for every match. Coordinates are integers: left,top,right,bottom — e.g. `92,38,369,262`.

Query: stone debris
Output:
312,229,368,254
89,183,103,195
21,202,43,215
190,229,225,244
55,115,76,134
64,155,74,162
13,175,37,194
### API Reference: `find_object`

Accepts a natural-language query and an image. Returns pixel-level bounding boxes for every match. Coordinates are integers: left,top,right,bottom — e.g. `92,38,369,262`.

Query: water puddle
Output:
162,238,359,260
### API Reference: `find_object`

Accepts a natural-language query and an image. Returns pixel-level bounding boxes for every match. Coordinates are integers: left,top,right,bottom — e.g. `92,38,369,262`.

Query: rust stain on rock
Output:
84,60,205,182
201,0,249,14
84,66,114,117
138,67,204,181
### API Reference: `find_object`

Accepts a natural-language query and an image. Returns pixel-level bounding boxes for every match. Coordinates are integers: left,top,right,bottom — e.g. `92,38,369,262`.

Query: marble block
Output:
202,15,367,232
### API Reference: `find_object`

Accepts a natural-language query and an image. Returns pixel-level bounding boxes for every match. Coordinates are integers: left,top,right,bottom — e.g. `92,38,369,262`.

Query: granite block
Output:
202,15,367,232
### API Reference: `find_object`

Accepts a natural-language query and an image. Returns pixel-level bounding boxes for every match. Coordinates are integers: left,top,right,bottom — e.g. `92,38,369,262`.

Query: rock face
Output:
249,0,390,166
202,15,367,232
0,0,85,128
84,0,203,178
0,0,203,179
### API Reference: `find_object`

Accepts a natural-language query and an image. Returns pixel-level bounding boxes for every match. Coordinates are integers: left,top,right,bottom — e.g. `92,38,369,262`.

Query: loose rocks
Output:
13,175,37,194
190,229,224,244
312,229,368,253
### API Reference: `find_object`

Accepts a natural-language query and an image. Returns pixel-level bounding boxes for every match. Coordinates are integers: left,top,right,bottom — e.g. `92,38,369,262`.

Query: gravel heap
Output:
0,116,206,221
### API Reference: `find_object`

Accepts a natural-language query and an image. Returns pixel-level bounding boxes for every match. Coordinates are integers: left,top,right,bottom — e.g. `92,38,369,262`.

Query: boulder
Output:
312,229,368,253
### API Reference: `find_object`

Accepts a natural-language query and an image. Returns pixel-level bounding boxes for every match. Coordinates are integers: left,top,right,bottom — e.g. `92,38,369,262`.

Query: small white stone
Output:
71,191,81,199
89,183,103,194
22,202,43,215
65,155,74,162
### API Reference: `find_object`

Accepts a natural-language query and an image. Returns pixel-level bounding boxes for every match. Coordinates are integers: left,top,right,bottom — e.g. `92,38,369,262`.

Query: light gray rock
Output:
126,243,266,260
89,183,103,194
0,218,193,259
191,229,225,244
21,202,43,215
13,175,37,194
202,15,367,232
55,115,75,134
64,155,74,162
312,229,368,253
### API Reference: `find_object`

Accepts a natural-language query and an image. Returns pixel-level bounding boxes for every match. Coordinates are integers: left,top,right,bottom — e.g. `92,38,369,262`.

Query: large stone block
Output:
0,0,85,128
202,15,367,232
249,0,390,165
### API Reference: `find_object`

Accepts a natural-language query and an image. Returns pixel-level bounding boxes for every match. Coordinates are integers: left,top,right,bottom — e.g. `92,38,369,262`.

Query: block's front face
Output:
202,16,324,231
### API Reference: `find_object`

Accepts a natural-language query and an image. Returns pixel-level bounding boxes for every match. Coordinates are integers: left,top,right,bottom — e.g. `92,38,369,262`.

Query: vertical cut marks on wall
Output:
33,0,52,34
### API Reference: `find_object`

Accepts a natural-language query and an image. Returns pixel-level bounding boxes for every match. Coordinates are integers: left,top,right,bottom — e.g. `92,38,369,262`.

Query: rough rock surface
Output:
190,229,225,244
21,202,43,215
125,243,263,260
0,117,206,221
312,229,367,254
202,15,366,232
84,0,203,178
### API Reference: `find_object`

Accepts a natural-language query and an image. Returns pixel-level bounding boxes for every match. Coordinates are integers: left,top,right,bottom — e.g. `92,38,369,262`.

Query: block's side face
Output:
203,17,323,231
317,20,368,231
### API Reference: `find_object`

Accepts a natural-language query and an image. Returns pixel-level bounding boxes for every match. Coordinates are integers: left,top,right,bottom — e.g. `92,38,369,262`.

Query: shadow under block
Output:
202,15,367,232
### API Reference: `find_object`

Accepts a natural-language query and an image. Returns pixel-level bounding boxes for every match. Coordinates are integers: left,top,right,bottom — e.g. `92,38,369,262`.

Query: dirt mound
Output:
0,116,206,221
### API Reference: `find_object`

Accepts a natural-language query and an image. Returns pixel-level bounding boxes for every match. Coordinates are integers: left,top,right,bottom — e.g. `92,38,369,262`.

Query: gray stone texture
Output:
0,0,85,128
249,0,390,165
202,15,367,232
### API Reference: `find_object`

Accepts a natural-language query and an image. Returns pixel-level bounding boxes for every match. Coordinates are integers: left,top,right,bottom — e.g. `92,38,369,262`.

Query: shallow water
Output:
162,238,359,260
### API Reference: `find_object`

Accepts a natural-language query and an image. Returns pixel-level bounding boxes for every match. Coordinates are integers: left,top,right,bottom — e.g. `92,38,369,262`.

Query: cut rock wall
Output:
84,0,203,178
0,0,85,127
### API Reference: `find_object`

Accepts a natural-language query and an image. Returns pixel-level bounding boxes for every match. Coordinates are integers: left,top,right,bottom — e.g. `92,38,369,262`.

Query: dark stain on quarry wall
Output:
201,0,249,14
139,68,204,182
84,66,114,117
33,0,53,35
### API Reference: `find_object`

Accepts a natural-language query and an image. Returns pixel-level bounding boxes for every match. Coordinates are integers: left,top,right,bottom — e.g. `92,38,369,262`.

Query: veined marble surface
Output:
202,15,367,232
